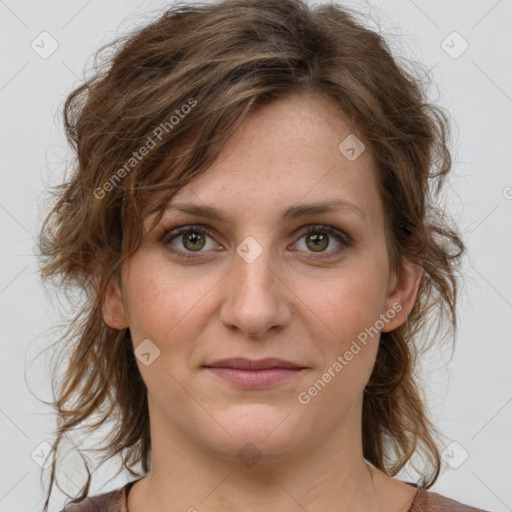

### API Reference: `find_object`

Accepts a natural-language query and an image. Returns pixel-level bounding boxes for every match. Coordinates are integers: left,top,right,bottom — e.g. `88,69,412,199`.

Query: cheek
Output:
123,255,218,346
298,273,385,409
123,260,219,394
301,264,388,343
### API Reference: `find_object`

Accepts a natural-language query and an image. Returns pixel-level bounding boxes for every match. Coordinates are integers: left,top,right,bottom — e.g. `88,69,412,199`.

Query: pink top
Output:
60,478,491,511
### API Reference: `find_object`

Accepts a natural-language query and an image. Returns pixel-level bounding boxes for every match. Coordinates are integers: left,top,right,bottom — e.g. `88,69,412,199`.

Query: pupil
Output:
309,233,327,251
185,232,204,251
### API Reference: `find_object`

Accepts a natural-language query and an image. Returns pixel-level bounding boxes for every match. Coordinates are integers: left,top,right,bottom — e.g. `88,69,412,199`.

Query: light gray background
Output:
0,0,511,511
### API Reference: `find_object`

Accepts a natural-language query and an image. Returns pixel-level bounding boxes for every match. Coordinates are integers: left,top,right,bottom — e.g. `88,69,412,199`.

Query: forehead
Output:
145,93,384,229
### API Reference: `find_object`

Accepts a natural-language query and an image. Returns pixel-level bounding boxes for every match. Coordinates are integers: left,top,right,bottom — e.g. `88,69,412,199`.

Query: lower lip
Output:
204,367,306,388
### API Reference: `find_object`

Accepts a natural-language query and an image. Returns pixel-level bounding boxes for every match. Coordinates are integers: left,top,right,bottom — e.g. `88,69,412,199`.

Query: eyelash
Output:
161,224,352,261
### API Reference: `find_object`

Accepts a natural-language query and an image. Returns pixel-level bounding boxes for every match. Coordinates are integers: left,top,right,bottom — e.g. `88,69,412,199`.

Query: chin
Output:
199,405,308,464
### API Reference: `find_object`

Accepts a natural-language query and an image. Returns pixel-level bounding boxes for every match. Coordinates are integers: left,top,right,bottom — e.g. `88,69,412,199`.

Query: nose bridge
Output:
233,233,278,300
220,233,289,336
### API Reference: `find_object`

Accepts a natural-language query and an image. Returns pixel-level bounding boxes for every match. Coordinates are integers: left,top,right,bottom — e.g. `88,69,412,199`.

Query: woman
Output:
36,0,489,511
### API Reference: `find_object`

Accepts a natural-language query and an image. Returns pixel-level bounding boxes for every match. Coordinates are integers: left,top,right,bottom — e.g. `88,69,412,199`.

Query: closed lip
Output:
203,357,306,370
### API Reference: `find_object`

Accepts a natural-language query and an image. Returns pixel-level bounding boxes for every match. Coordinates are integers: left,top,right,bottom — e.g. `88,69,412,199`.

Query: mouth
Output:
202,358,308,389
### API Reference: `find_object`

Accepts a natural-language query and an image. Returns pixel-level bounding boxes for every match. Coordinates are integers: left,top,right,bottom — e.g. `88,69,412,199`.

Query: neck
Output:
129,400,396,512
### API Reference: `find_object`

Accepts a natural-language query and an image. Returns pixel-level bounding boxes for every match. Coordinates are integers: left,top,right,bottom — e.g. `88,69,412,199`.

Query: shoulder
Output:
58,485,127,512
412,487,492,512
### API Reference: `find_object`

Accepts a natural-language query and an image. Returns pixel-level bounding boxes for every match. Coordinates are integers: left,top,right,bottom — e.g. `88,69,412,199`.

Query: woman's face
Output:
103,92,420,465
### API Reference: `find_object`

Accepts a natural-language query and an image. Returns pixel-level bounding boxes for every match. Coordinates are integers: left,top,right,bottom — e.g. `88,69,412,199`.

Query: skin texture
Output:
103,92,423,512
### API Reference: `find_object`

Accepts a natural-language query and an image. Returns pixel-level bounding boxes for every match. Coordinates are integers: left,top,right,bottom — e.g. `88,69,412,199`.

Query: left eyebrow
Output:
163,198,368,224
278,199,368,223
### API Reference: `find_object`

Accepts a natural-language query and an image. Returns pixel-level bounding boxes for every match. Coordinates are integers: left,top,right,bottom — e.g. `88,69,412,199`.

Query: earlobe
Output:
101,271,129,330
381,257,423,333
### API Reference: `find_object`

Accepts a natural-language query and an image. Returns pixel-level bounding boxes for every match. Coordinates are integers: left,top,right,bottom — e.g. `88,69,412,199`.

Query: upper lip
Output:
203,357,305,370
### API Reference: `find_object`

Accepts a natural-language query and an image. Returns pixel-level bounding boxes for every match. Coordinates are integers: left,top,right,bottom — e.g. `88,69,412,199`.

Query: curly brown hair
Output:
36,0,464,509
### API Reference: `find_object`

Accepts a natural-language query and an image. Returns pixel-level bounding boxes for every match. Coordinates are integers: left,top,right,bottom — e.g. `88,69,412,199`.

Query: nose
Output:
219,238,291,338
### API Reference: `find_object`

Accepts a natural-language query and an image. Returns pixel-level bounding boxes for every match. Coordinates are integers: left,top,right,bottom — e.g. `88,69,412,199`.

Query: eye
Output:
162,224,221,259
292,225,350,260
161,224,351,260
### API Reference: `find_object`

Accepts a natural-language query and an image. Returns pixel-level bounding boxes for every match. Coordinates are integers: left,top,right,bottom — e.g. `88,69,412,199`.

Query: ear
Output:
101,270,129,330
381,257,423,333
